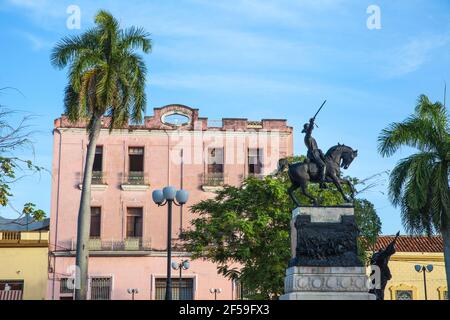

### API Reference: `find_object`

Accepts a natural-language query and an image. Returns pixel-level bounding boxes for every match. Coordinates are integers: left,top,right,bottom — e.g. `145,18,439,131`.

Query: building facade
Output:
0,217,50,300
374,236,447,300
48,104,293,300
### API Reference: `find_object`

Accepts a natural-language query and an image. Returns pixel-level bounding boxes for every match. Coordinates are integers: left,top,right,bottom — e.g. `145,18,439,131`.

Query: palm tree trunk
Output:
442,225,450,300
75,116,102,300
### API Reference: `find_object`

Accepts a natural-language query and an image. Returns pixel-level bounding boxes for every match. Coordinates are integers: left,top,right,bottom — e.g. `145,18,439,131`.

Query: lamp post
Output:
415,264,433,300
172,260,190,300
209,288,222,300
127,288,139,300
153,186,189,301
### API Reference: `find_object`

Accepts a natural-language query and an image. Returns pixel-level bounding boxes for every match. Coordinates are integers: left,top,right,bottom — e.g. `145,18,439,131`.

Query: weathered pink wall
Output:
48,105,293,300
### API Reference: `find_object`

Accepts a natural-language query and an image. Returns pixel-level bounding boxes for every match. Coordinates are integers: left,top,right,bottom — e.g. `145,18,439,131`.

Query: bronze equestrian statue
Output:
303,116,327,190
369,232,400,300
276,101,358,206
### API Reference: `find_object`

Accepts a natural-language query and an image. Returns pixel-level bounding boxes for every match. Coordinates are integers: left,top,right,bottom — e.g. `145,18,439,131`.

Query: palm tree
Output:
378,94,450,299
51,10,151,300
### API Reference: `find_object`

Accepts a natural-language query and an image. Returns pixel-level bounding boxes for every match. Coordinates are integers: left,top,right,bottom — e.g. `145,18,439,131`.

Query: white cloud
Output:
149,72,369,99
190,0,349,27
383,35,450,77
7,0,66,19
17,31,53,51
150,73,307,93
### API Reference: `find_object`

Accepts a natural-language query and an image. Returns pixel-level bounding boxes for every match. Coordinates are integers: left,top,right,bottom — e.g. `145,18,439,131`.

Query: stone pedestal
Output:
281,206,375,300
280,266,375,300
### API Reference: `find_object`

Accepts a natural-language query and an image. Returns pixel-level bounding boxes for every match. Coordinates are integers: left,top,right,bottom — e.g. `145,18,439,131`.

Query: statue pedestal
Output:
280,206,375,300
280,266,375,300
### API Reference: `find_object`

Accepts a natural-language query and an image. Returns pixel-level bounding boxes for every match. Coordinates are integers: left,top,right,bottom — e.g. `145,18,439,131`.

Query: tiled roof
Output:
374,235,443,253
0,216,50,232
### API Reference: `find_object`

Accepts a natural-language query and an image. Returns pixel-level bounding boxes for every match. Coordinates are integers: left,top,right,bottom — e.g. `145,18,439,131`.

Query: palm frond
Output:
119,26,152,53
63,85,81,122
50,29,100,69
378,115,438,157
389,152,436,207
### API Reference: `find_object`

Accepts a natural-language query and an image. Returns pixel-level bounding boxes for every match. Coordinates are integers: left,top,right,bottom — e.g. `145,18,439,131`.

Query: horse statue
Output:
276,144,358,206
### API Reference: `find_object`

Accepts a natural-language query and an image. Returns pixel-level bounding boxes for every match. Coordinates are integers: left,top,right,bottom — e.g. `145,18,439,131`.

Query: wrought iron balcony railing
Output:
202,172,226,186
92,171,106,185
59,238,152,252
123,172,149,185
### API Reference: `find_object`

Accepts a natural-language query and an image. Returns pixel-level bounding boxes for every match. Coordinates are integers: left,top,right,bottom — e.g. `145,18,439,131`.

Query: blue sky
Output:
0,0,449,234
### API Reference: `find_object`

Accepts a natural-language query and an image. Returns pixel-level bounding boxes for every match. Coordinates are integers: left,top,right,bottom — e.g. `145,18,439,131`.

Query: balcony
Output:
78,171,108,191
61,238,152,252
92,171,106,185
201,173,226,192
121,172,150,191
0,231,49,247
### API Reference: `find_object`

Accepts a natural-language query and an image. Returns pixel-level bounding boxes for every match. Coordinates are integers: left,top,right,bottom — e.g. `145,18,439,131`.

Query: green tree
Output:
354,199,382,264
183,162,381,299
51,10,151,300
378,94,450,298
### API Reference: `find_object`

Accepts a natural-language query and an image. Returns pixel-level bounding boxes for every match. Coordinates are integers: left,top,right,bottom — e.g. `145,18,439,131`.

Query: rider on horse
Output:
302,117,327,189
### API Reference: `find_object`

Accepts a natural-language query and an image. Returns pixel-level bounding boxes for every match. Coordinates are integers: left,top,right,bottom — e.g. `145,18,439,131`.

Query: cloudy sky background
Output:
1,0,449,234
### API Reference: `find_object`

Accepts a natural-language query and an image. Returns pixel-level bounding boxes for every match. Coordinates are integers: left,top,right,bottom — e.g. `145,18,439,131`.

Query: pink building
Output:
48,104,293,300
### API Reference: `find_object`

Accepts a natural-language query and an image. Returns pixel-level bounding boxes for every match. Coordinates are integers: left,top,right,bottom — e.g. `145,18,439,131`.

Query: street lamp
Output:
172,260,190,300
209,288,222,300
127,288,139,300
415,264,433,300
153,186,189,301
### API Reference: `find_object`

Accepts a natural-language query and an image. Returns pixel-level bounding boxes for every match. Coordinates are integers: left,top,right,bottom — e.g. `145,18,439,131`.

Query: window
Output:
60,278,74,294
128,147,145,184
90,207,101,238
127,208,143,238
205,148,224,186
90,277,112,300
91,146,104,184
59,278,74,300
438,287,448,300
396,290,413,300
234,280,243,300
129,147,144,172
155,278,194,300
93,146,103,172
0,280,23,291
0,280,24,300
248,148,263,175
207,148,224,174
162,113,191,126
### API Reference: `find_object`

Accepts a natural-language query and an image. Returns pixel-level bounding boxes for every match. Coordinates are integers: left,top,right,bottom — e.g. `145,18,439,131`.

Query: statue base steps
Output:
280,292,375,300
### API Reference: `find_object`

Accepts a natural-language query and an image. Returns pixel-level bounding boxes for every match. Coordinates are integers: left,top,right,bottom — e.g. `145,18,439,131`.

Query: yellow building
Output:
375,236,448,300
0,217,49,300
